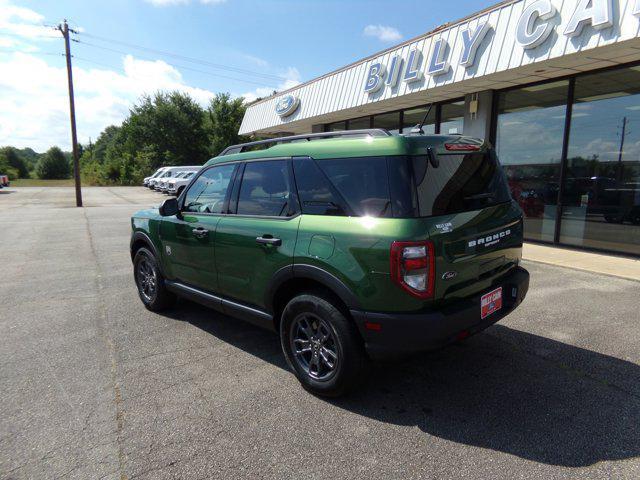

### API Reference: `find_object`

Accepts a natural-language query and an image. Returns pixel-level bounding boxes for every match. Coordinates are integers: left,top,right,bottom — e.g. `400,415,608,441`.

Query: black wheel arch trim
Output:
265,264,361,313
130,231,162,267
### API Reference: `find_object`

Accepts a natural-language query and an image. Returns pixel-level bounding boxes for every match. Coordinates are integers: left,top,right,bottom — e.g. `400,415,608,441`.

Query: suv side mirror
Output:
159,197,179,217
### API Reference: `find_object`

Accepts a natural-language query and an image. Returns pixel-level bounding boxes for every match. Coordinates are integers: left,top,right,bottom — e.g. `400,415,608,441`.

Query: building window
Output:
348,116,371,130
440,100,465,135
496,80,569,242
559,66,640,255
326,121,347,132
373,112,401,134
403,106,435,134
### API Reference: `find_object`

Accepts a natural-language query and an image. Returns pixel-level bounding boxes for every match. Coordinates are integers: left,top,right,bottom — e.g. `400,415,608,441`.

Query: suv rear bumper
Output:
350,266,529,359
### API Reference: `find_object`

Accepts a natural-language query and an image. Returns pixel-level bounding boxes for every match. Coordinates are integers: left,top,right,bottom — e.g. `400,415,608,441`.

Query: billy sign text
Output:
365,0,637,94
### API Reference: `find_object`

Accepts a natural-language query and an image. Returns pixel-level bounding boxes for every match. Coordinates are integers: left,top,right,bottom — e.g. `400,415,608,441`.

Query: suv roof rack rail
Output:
219,129,391,156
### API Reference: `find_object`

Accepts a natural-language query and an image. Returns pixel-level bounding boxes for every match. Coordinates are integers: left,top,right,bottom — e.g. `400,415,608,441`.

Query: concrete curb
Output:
522,243,640,283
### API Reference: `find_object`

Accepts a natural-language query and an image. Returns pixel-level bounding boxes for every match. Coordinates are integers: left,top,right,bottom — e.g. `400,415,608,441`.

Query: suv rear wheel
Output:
133,247,175,311
280,294,367,397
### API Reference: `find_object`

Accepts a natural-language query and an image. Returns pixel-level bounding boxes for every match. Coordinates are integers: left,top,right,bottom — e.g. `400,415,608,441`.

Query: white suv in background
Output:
143,167,168,187
158,171,193,193
167,170,198,196
148,166,200,190
157,171,186,193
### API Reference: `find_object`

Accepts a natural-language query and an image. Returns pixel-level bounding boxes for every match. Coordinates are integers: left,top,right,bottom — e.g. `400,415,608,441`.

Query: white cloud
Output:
0,52,217,151
143,0,226,6
0,0,56,41
243,53,269,68
0,0,294,151
363,24,402,42
0,0,44,24
240,66,301,104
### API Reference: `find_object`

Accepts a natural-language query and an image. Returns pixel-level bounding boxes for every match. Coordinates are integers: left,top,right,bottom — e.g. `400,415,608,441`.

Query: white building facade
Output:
240,0,640,256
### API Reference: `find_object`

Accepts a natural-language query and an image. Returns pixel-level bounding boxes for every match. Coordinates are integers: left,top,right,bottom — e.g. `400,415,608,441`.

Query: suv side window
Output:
315,156,392,217
237,160,292,216
183,163,236,214
293,157,348,216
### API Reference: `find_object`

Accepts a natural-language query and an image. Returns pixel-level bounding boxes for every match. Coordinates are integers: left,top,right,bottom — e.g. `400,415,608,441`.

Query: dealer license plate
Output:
481,287,502,319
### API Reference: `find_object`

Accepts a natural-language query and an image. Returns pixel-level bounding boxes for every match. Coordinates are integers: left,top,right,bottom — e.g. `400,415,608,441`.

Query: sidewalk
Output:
523,243,640,282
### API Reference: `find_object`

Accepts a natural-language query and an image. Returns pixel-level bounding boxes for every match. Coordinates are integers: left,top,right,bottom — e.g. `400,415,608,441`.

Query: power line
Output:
77,31,289,82
74,39,279,88
0,47,279,90
0,49,62,56
72,56,127,71
0,31,60,41
2,25,289,88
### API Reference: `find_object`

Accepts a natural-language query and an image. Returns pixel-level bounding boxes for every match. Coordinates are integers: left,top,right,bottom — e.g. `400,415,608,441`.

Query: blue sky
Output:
0,0,493,150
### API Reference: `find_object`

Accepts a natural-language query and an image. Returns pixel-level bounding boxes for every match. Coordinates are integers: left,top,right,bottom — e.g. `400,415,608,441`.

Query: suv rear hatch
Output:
408,137,522,304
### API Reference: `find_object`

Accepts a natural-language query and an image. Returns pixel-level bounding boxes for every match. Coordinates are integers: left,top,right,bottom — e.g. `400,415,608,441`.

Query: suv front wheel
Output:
133,247,175,311
280,294,367,397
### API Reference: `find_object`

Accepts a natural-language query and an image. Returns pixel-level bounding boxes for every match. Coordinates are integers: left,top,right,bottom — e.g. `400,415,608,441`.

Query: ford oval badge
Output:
275,94,300,117
442,271,458,281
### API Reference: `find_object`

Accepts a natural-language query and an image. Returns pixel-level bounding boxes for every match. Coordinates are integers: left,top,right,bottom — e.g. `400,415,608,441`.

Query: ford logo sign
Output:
275,94,300,117
442,271,458,281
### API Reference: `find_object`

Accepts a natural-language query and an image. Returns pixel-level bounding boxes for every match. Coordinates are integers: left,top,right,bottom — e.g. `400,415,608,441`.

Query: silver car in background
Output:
166,170,198,196
148,166,200,190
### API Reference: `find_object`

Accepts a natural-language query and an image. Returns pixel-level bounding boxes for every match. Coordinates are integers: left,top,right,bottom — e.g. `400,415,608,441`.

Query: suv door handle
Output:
192,227,208,238
256,235,281,246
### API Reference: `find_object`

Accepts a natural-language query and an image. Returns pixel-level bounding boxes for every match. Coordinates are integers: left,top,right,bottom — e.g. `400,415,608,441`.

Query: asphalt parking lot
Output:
1,187,639,480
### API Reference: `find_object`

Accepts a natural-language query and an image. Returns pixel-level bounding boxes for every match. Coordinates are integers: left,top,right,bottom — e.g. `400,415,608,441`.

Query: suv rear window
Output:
412,149,511,217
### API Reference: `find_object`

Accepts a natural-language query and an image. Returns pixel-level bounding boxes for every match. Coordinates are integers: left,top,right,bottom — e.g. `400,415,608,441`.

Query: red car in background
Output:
0,174,9,188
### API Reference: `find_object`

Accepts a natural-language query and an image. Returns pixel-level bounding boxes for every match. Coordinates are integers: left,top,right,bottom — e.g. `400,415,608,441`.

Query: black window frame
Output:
291,156,355,217
293,155,419,219
322,97,465,135
227,157,301,219
178,162,239,216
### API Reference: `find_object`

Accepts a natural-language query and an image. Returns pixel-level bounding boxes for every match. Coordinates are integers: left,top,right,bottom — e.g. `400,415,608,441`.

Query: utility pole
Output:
58,19,82,207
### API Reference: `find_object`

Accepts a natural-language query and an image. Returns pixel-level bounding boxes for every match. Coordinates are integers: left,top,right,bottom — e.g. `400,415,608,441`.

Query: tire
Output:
280,293,368,397
133,247,175,311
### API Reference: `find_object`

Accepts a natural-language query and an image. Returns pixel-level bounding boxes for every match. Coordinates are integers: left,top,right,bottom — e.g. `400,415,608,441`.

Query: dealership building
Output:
239,0,640,256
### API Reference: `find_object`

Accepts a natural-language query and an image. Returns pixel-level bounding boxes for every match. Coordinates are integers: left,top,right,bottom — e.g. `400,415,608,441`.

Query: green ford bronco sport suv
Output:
130,129,529,396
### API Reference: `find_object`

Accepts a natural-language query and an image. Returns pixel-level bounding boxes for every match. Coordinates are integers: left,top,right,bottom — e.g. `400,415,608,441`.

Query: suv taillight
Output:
390,240,435,299
444,143,481,151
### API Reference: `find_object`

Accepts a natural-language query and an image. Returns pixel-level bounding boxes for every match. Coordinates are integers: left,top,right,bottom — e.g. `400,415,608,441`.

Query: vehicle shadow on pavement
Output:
165,301,640,468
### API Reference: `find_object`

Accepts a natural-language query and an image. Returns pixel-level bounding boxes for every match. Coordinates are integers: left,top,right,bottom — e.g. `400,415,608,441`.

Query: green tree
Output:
205,93,249,156
120,91,209,170
92,125,121,165
0,152,19,180
37,146,71,179
0,147,30,178
79,90,248,185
